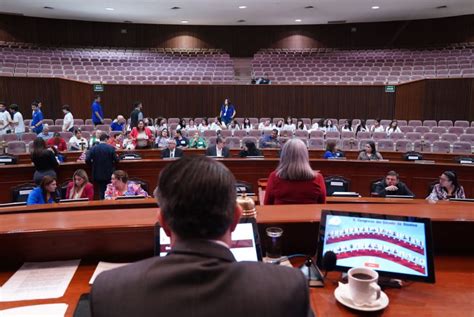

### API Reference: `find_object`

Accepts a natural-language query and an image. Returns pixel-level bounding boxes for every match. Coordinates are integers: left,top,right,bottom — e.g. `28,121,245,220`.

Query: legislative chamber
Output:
1,2,474,317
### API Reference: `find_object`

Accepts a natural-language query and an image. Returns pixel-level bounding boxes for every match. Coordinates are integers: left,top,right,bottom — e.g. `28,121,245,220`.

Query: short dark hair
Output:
157,156,236,240
216,137,224,144
9,104,19,112
62,104,70,111
113,170,129,183
442,170,460,190
133,101,142,108
99,133,109,141
386,170,399,179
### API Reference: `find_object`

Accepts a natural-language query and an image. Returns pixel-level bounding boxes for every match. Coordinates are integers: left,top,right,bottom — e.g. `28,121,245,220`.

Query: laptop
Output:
154,217,262,261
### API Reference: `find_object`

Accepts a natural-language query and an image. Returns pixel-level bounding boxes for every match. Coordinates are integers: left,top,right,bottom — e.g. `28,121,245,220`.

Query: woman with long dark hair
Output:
31,137,58,185
357,141,383,160
427,171,465,201
27,175,58,205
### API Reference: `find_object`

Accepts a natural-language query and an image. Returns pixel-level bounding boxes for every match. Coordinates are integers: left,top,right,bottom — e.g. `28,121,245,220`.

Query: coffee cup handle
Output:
370,283,381,301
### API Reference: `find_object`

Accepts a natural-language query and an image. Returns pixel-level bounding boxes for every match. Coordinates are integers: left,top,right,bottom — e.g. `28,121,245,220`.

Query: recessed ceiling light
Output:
304,6,314,9
181,20,189,24
295,19,302,22
436,5,447,9
371,6,380,9
238,5,247,9
171,6,181,10
237,19,246,23
43,6,54,10
105,7,114,11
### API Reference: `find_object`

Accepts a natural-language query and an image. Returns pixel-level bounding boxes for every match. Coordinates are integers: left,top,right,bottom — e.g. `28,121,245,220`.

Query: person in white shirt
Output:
355,119,369,136
61,104,74,132
210,117,225,132
69,129,89,151
282,116,296,132
340,119,353,132
187,118,198,131
386,120,402,136
321,119,338,133
370,119,385,133
8,104,25,135
0,102,12,135
295,119,307,131
242,118,253,132
258,119,272,130
309,119,324,132
273,119,284,131
198,118,210,133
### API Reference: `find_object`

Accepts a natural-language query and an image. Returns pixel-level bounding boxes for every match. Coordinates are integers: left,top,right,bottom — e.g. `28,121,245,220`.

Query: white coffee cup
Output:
347,267,381,306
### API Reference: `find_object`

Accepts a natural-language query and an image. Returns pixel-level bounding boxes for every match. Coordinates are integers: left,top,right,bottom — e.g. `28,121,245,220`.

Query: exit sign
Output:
385,85,396,93
93,84,104,92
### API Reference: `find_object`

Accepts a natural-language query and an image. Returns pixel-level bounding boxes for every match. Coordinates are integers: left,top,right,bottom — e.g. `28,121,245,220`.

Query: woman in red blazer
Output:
66,169,95,200
264,138,326,205
130,120,154,148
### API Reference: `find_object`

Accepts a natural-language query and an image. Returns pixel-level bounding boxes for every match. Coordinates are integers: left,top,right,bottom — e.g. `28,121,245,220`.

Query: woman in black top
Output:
239,141,262,157
31,137,59,185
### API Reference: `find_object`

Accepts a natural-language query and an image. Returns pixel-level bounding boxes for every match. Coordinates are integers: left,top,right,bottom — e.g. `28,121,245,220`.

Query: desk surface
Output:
1,256,473,317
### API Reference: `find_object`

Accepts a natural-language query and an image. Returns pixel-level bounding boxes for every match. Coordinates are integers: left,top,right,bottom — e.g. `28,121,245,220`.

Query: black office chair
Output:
0,154,18,165
129,178,149,194
60,180,71,199
11,183,36,202
370,179,384,197
325,176,351,196
236,180,254,195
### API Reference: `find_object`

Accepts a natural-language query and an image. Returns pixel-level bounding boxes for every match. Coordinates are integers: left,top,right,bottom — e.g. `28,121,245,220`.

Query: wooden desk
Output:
1,202,473,267
1,256,472,317
0,157,473,203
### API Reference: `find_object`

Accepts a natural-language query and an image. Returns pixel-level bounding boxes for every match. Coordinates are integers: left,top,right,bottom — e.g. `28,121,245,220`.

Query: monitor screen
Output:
155,218,262,262
316,210,435,283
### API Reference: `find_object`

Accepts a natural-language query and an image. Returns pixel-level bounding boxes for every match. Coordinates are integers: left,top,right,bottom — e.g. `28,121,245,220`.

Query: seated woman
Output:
89,130,102,147
323,141,344,159
264,138,326,205
357,141,383,160
189,132,207,149
66,169,94,200
174,129,189,148
27,175,59,205
239,141,262,157
155,128,171,148
104,170,149,200
122,131,134,150
31,137,59,185
130,120,154,149
107,133,122,149
386,120,402,136
426,171,465,201
47,132,67,152
69,129,89,151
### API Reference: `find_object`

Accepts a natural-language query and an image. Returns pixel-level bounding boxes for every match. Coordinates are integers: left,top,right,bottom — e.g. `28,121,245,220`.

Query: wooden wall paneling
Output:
394,80,425,120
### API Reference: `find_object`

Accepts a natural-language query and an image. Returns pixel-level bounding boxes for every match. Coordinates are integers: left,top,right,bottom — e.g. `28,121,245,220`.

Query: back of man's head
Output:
99,133,109,142
157,156,236,240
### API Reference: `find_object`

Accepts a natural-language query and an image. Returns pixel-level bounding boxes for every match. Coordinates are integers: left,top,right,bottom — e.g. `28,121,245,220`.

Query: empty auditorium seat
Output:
405,132,422,142
308,138,324,150
7,141,27,154
341,139,359,151
431,126,448,134
225,137,241,149
423,120,437,128
377,139,394,151
440,133,458,142
414,140,432,153
452,142,472,154
447,127,465,137
432,141,451,153
414,126,430,134
422,132,440,143
454,120,470,128
395,140,413,152
438,120,453,127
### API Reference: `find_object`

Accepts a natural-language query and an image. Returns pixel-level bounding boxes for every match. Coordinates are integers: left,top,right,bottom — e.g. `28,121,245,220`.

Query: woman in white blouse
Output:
386,120,402,136
282,116,296,132
69,129,89,151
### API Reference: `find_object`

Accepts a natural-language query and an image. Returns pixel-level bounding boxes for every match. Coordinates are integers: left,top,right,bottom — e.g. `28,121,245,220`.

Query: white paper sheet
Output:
89,261,130,284
0,303,68,317
0,260,80,302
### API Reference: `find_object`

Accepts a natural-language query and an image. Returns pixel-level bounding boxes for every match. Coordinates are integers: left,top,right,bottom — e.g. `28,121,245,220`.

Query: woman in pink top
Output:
130,120,154,149
264,138,326,205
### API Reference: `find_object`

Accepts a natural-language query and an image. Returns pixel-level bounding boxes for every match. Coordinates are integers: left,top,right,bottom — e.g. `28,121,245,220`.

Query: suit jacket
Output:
91,239,314,317
373,180,414,197
161,147,184,158
205,145,230,158
86,142,118,182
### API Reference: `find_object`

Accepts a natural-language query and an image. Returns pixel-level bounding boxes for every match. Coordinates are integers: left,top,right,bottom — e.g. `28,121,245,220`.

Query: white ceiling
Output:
0,0,473,26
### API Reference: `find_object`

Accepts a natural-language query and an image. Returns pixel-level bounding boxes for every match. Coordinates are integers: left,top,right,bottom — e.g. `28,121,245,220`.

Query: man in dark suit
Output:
91,156,314,317
86,133,119,199
373,170,414,197
161,139,184,158
205,136,230,158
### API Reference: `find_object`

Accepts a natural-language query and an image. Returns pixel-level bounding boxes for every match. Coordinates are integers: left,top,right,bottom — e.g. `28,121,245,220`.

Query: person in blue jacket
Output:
27,175,59,205
219,98,236,126
91,95,104,126
30,101,44,134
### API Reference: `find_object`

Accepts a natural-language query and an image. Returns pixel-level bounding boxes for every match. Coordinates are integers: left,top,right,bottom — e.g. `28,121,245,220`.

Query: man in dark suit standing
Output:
205,136,230,158
161,139,183,158
91,156,314,317
86,133,119,199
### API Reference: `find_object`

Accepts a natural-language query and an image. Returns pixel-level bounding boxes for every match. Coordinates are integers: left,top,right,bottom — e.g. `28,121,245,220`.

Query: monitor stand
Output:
341,273,403,289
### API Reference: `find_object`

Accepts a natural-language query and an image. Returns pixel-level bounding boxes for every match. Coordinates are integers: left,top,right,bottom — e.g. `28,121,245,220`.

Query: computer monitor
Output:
154,217,262,262
316,210,435,283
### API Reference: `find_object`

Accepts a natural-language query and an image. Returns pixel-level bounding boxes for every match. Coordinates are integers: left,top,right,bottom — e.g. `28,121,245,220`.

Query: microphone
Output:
322,251,337,277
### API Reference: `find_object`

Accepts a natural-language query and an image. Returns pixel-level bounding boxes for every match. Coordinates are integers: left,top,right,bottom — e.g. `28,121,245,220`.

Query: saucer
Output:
334,282,389,312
